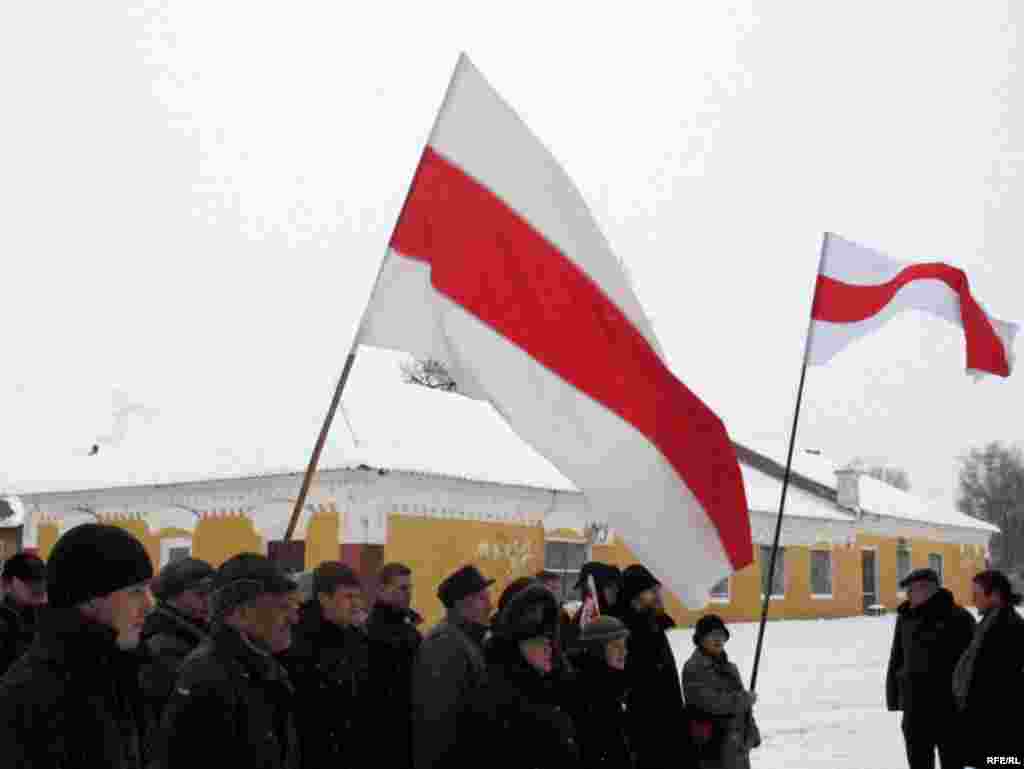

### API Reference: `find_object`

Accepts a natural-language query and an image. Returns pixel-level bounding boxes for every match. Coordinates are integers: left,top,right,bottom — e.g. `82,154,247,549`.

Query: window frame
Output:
759,544,786,600
709,577,731,604
810,548,834,599
543,539,590,604
159,537,192,568
928,552,944,585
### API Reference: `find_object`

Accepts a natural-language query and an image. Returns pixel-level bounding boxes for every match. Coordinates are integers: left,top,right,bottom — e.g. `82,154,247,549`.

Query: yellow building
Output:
5,350,995,627
12,385,995,631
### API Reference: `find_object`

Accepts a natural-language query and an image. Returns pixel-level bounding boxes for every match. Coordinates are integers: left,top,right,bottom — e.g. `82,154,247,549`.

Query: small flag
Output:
578,574,601,629
808,233,1018,377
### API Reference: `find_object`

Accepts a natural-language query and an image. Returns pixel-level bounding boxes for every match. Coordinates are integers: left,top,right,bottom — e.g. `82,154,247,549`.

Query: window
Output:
544,540,588,602
709,578,730,603
896,541,912,587
760,545,785,598
928,553,944,585
810,550,833,597
159,537,192,568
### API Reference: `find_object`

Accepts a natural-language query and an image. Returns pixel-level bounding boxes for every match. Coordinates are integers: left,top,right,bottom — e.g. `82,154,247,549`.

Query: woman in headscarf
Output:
953,569,1024,767
681,614,760,769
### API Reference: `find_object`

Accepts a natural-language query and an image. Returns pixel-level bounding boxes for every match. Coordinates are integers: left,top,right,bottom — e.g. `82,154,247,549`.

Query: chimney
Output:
834,467,862,512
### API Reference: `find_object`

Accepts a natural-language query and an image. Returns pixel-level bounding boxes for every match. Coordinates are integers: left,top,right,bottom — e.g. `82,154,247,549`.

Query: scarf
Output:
952,607,999,711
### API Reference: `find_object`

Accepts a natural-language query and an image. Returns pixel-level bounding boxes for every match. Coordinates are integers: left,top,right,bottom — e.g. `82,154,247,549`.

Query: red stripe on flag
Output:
390,147,752,570
812,264,1010,376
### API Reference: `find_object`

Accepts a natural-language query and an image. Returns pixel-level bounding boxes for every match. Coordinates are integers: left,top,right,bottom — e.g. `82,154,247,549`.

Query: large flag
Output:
808,233,1018,377
357,54,752,607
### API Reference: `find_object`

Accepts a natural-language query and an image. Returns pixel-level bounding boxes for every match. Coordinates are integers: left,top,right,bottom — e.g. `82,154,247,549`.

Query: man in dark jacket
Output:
139,557,214,716
612,564,694,769
281,561,372,769
0,524,155,768
156,553,301,769
953,569,1024,767
412,564,494,769
367,562,423,769
886,568,975,769
0,551,48,674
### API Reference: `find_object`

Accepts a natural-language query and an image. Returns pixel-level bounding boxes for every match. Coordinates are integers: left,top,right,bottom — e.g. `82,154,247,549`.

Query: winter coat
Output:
155,623,300,769
366,602,423,769
681,648,760,769
566,651,636,768
0,607,153,769
885,588,975,714
280,600,371,769
478,636,582,769
613,604,694,769
139,602,210,718
411,614,490,769
956,606,1024,765
0,594,38,675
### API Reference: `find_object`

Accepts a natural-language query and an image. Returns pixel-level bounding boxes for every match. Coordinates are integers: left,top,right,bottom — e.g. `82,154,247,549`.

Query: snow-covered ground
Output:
668,613,913,769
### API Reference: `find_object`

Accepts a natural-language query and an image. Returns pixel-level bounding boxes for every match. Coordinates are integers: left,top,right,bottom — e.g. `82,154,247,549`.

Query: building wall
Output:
0,528,20,560
384,513,544,628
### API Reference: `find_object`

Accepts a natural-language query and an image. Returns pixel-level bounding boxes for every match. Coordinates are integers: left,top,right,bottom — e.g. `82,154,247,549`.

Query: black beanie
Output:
47,524,154,609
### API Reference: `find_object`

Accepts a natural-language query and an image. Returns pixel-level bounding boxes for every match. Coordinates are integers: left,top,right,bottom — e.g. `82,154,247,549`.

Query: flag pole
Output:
282,56,468,544
284,350,357,542
748,232,828,693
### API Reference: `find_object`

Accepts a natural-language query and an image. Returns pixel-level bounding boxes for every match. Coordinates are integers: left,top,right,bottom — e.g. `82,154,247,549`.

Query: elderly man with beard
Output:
0,524,156,768
156,553,301,769
0,551,48,675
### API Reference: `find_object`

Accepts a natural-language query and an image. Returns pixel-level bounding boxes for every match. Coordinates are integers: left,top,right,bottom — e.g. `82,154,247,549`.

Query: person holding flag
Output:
562,563,621,656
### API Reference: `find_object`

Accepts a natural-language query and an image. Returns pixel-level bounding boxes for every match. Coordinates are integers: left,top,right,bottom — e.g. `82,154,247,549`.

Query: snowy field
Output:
668,613,921,769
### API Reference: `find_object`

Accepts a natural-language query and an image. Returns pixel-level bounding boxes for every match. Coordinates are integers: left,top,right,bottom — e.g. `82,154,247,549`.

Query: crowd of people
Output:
0,522,1021,769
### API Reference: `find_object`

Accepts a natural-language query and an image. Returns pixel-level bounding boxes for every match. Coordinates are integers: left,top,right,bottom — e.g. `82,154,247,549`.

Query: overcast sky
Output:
2,2,1021,508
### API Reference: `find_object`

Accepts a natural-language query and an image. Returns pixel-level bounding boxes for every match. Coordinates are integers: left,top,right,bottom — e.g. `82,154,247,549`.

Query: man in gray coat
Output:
411,565,494,769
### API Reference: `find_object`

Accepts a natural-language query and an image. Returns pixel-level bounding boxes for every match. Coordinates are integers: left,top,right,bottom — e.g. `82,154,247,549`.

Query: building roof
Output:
8,347,995,534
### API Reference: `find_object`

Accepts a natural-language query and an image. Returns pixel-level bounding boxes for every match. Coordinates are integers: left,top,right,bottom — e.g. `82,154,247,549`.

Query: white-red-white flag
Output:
808,233,1018,377
357,54,752,607
577,574,601,630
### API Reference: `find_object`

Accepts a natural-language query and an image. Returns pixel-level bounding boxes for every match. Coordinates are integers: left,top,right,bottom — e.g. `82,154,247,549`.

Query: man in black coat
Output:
139,558,214,717
281,561,372,769
612,564,694,769
886,568,975,769
156,553,301,769
367,561,424,769
953,569,1024,767
412,564,494,769
0,551,48,674
561,562,621,656
0,524,155,768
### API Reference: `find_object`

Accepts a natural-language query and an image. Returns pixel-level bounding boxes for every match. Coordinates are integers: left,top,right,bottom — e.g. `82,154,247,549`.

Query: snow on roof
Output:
740,463,855,523
731,431,997,533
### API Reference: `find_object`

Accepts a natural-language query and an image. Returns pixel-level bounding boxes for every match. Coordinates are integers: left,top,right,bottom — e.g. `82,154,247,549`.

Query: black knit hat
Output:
2,552,47,587
573,562,622,592
693,614,730,646
47,524,154,609
210,553,298,622
438,565,494,609
492,585,559,642
154,558,215,602
619,564,661,607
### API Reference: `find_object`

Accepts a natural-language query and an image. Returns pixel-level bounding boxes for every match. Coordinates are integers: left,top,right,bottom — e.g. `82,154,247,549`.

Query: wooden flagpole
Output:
749,232,829,693
282,55,466,545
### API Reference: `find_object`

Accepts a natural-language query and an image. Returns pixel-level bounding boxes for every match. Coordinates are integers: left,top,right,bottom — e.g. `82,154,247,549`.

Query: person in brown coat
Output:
681,615,760,769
